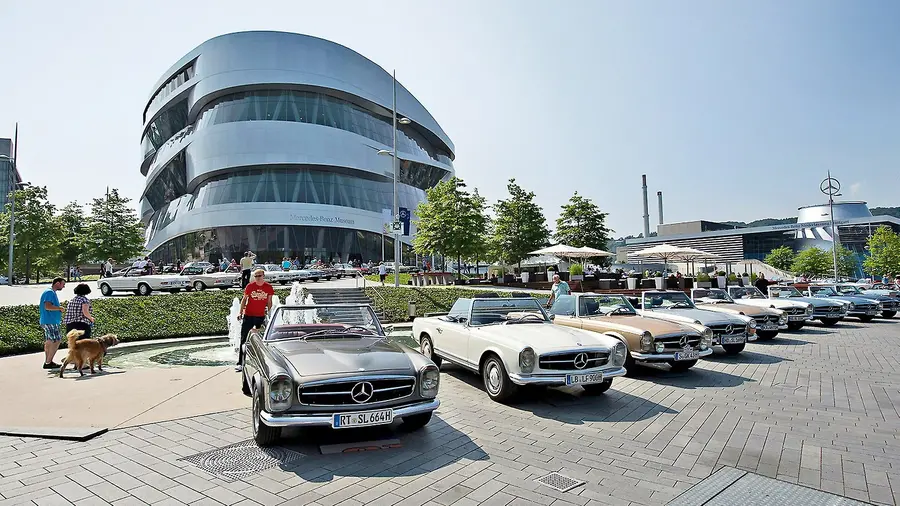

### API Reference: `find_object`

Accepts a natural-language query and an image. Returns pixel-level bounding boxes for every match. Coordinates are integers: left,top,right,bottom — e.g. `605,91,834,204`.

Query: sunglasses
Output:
254,275,264,278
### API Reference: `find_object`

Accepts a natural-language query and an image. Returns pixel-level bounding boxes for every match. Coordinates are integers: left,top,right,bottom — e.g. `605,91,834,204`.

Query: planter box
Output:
598,279,612,290
626,278,638,290
521,272,530,283
641,279,656,289
654,277,665,290
571,275,584,281
717,276,727,288
742,276,750,285
697,281,712,288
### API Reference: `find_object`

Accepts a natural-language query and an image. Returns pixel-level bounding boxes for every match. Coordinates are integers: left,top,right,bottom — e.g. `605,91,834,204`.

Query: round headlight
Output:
701,328,713,347
269,376,293,407
655,342,665,353
612,342,628,367
519,347,535,373
640,331,653,352
806,305,813,315
779,314,788,324
748,319,757,329
420,366,440,397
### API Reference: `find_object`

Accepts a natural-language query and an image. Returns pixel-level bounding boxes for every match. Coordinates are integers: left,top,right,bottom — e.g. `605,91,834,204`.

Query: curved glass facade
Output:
195,90,453,166
144,152,187,210
149,225,414,266
141,99,189,159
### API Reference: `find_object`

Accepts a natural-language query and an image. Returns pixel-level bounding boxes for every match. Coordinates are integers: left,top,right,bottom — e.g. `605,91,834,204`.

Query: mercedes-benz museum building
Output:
139,31,455,265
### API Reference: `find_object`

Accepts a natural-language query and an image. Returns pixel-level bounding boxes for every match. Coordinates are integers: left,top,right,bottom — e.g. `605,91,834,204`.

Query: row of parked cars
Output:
237,283,897,445
96,262,362,296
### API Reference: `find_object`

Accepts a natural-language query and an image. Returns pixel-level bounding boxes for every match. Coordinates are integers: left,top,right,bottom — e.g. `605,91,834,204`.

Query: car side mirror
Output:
458,317,468,324
548,314,555,320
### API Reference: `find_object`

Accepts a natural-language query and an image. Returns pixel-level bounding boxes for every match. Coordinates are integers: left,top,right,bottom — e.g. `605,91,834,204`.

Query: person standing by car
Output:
281,257,292,271
236,268,274,372
40,278,66,369
546,274,570,307
104,258,113,278
240,251,256,288
64,283,95,339
755,272,776,295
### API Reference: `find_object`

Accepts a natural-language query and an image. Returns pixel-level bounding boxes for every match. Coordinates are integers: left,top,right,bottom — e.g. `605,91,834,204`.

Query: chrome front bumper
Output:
509,366,627,385
631,348,714,361
260,399,440,427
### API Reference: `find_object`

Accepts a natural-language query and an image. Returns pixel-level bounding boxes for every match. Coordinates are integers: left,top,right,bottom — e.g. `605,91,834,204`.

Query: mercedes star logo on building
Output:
573,353,589,369
351,381,374,403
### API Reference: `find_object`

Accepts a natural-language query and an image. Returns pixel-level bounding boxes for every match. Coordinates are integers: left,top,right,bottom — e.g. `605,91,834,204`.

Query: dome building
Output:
139,31,454,265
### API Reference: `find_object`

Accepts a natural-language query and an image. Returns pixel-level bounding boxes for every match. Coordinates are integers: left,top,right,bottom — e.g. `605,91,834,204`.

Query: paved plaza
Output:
3,318,900,505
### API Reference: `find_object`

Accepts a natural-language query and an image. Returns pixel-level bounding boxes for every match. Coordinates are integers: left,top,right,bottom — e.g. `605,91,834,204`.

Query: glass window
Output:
144,63,196,123
550,296,576,316
144,152,187,210
141,99,189,158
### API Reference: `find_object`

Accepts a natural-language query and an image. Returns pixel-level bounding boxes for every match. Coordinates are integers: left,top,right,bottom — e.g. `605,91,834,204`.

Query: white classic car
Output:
412,297,628,402
726,286,813,330
180,265,241,291
691,288,789,338
97,267,191,296
258,264,295,285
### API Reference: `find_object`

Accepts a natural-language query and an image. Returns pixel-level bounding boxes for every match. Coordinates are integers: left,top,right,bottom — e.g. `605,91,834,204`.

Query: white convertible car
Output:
97,267,190,296
412,297,628,402
258,264,295,285
179,264,241,291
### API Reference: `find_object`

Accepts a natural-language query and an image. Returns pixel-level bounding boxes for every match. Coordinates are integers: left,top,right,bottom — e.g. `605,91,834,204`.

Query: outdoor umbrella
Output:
630,244,697,272
528,244,584,257
672,247,721,275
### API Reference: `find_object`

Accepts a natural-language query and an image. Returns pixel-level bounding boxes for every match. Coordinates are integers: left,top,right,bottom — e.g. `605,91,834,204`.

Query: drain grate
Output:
180,440,305,481
535,472,585,492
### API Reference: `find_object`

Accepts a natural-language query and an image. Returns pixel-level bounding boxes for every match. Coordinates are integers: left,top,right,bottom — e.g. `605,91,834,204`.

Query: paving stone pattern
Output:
3,319,900,505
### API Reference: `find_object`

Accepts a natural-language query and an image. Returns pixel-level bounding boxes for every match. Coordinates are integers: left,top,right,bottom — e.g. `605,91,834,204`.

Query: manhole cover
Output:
180,440,305,481
535,472,585,492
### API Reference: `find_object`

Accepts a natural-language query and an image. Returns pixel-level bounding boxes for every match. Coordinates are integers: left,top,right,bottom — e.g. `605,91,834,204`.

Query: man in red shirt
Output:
236,268,274,371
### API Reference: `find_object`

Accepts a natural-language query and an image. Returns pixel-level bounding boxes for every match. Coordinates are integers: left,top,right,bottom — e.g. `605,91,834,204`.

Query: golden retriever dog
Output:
58,330,119,377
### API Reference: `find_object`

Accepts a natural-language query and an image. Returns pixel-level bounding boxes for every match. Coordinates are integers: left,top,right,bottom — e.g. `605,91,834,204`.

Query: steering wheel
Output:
341,325,373,334
511,314,545,323
610,306,632,315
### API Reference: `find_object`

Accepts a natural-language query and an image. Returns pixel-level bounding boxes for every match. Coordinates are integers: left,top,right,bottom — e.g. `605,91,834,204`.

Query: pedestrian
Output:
546,274,571,308
40,277,66,369
236,268,274,372
281,257,292,271
755,272,775,295
240,251,256,288
64,283,95,339
104,258,113,278
378,262,387,285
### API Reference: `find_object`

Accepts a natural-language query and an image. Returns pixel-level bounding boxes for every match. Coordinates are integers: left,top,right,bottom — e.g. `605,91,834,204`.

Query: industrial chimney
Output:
642,175,650,238
657,191,664,225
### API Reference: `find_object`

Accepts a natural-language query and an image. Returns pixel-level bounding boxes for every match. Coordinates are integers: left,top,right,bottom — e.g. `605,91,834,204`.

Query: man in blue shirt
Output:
546,274,571,307
40,278,66,369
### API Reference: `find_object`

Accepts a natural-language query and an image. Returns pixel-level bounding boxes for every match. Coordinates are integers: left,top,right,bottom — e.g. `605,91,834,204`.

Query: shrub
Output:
717,270,727,276
364,286,545,323
751,273,759,283
727,273,738,281
0,288,293,357
652,271,662,277
628,272,642,279
569,264,584,276
696,273,711,282
742,272,749,277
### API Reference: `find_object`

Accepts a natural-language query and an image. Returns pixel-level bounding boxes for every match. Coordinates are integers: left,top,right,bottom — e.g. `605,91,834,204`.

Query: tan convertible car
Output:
547,293,713,372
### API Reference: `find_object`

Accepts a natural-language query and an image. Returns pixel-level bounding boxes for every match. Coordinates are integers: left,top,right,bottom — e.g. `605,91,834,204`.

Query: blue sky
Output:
1,0,898,237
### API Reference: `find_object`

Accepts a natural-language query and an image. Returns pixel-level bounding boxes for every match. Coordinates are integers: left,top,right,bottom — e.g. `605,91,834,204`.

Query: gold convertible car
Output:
547,293,713,372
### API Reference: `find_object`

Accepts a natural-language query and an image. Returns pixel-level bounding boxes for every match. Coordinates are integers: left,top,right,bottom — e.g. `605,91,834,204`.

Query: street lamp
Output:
376,70,413,287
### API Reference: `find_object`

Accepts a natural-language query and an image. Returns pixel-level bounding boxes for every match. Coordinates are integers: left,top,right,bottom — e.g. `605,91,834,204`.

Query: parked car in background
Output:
833,284,898,319
242,303,440,446
726,286,813,331
412,297,628,402
336,264,359,278
97,266,191,296
286,268,310,283
692,288,788,337
767,285,847,326
0,275,8,285
304,267,326,282
804,285,882,322
548,293,713,370
258,264,295,285
180,264,240,291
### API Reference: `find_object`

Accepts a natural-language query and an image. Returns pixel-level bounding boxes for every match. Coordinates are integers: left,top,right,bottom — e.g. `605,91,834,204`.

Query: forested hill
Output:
722,206,899,228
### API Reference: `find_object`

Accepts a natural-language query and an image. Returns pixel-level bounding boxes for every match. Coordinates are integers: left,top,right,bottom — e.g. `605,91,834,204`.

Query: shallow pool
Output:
105,330,417,368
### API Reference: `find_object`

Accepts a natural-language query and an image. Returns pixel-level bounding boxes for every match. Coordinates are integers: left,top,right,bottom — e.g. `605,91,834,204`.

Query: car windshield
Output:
729,287,766,299
694,289,732,302
263,265,281,271
470,298,550,326
643,292,695,309
836,285,863,295
810,286,839,296
264,305,383,341
580,295,636,316
770,286,803,298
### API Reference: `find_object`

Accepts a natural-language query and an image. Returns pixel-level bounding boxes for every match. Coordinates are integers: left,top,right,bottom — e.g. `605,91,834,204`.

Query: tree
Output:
764,246,796,272
835,246,857,278
554,192,613,265
84,188,145,264
489,179,550,271
791,248,830,278
1,185,59,283
412,178,488,280
56,202,87,281
863,226,900,278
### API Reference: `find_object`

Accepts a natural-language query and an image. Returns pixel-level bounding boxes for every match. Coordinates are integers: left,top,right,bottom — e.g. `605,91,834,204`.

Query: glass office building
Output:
139,31,455,265
0,138,21,209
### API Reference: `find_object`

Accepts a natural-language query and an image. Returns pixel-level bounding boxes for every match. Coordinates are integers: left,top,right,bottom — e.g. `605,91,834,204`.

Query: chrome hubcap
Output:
422,340,431,358
252,393,259,434
486,363,501,394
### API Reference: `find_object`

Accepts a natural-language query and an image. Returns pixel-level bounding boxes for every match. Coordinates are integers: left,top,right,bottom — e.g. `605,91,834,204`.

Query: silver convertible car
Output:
241,304,440,446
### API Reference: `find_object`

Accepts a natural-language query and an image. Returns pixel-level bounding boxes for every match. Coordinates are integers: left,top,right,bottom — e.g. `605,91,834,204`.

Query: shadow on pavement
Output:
705,350,792,365
629,364,756,389
753,337,812,346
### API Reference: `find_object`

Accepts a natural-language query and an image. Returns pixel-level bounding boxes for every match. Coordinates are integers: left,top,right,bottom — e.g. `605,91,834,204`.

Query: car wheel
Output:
312,278,319,282
882,311,897,319
820,318,840,326
99,283,112,296
756,330,778,341
170,289,181,293
137,283,152,296
481,354,518,403
582,379,613,395
859,315,875,322
252,385,281,447
419,334,442,368
668,359,698,372
722,343,745,355
280,281,287,285
241,374,251,397
786,322,804,331
400,412,433,431
193,281,206,291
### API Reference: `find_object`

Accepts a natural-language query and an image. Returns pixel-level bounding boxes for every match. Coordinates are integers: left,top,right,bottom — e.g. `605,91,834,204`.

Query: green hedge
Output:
0,288,293,357
364,286,545,323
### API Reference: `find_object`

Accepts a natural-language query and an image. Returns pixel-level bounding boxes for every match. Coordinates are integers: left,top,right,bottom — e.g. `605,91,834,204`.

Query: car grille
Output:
753,315,780,326
852,304,876,312
539,351,609,371
880,300,898,310
814,306,844,317
655,334,702,352
707,323,745,336
783,307,806,316
298,377,415,406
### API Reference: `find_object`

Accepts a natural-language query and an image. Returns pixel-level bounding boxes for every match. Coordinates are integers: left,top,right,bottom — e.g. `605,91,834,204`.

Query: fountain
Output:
227,298,241,359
